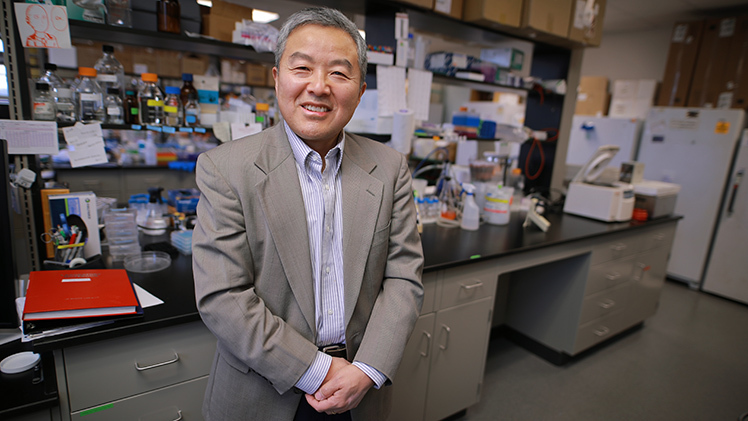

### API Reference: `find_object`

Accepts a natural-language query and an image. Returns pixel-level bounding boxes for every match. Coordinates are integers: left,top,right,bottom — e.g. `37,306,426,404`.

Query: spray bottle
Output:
460,183,480,231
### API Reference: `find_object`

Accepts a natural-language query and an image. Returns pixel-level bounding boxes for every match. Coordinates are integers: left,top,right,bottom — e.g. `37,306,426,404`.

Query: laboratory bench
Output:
3,213,680,421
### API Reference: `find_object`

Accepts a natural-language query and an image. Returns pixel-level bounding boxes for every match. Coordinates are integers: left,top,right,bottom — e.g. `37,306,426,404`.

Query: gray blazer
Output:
192,123,424,421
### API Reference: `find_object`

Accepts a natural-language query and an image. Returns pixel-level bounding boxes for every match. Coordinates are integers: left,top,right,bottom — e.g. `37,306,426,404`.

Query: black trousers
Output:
294,396,352,421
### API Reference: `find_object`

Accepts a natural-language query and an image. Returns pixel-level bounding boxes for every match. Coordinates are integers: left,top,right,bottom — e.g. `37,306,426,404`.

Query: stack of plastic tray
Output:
171,230,193,255
104,208,141,261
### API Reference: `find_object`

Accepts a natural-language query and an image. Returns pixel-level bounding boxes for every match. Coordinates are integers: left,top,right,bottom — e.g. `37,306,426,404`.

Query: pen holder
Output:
55,243,85,263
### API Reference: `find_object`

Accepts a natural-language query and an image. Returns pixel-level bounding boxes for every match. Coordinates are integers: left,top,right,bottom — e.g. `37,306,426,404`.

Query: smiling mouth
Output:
302,104,331,113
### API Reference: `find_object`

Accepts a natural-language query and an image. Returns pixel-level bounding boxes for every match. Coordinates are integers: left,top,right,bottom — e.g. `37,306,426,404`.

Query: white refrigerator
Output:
637,107,746,287
702,129,748,304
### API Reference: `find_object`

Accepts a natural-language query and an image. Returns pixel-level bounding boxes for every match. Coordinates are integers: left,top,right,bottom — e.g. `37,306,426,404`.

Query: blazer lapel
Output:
255,125,316,334
341,136,383,325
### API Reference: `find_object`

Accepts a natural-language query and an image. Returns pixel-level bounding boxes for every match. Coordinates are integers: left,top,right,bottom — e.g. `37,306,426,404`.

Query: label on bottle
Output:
107,106,122,116
147,99,164,107
185,115,197,124
130,107,139,115
164,105,178,113
33,101,55,120
79,93,102,121
97,74,118,83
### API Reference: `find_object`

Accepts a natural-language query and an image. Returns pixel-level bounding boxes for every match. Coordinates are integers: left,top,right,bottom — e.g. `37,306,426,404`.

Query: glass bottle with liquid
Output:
138,73,164,125
104,87,125,124
76,67,105,122
94,45,125,98
123,89,139,124
157,0,181,34
55,86,77,122
106,0,132,27
163,86,182,126
38,63,64,99
33,83,57,121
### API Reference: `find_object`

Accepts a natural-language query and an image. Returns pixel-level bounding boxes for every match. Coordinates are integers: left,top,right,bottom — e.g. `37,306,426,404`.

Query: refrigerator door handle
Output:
727,170,744,217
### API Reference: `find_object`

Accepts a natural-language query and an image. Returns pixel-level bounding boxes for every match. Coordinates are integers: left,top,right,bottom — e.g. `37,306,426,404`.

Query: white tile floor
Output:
456,281,748,420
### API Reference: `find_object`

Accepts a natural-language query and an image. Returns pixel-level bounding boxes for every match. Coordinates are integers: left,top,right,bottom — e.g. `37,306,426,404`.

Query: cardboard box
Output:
74,41,103,69
608,79,658,119
657,20,704,106
522,0,573,38
158,50,183,79
730,16,748,109
399,0,435,8
246,63,267,86
687,17,738,107
568,0,606,46
132,48,159,74
182,54,210,76
575,76,609,116
463,0,523,28
202,0,253,42
434,0,464,20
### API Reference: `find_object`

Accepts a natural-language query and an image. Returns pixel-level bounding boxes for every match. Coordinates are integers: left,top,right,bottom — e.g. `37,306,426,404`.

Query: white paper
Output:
376,65,407,117
231,122,263,140
134,283,163,308
391,109,415,155
14,3,71,49
0,120,59,155
407,69,433,121
62,122,108,167
434,0,452,14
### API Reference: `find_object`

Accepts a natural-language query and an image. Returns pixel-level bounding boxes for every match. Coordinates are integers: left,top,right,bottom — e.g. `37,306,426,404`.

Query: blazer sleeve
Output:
353,152,425,383
192,151,318,394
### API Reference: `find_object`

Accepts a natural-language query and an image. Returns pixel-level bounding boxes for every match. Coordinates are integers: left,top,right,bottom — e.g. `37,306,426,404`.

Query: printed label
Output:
672,24,687,42
715,120,731,134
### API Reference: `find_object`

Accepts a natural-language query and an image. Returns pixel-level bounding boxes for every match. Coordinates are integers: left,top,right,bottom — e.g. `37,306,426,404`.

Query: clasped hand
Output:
305,357,374,415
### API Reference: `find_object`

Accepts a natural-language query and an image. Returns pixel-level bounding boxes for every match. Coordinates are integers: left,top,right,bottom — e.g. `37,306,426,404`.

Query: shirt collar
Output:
284,121,345,174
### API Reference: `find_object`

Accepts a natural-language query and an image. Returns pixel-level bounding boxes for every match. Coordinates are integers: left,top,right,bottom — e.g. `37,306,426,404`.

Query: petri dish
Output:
124,251,172,273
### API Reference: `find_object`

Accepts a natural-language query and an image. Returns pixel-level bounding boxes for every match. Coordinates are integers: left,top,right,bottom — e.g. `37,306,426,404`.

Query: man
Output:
193,7,424,421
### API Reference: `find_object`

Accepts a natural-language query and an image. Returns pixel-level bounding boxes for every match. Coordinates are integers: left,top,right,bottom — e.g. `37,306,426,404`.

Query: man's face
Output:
274,24,366,151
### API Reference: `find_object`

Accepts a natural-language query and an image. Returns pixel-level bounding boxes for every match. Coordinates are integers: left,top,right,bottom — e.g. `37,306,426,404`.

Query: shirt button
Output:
324,184,329,190
327,309,333,315
325,267,330,274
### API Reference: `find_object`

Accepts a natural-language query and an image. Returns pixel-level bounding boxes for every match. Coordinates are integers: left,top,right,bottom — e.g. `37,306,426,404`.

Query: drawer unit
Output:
638,225,676,252
573,310,627,353
64,321,216,412
439,261,498,310
590,235,639,266
578,282,630,325
585,255,636,296
71,376,208,420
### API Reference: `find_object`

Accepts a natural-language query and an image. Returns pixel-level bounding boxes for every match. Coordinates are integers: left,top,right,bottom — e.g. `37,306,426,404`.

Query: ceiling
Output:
603,0,748,34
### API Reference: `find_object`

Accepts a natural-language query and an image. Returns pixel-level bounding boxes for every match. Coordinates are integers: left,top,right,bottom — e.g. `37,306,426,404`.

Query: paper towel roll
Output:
391,109,415,155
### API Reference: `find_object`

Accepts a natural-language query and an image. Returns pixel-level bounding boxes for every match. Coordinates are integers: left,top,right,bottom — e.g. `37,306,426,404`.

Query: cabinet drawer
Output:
439,261,498,310
590,236,639,265
579,283,630,326
71,376,207,420
64,321,216,412
639,225,676,252
585,255,635,296
573,310,627,354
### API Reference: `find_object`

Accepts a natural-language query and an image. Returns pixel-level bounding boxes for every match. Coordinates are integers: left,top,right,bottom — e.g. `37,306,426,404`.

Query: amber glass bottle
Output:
157,0,181,34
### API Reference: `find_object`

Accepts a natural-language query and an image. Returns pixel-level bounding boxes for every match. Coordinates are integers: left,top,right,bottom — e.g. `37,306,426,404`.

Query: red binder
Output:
23,269,142,332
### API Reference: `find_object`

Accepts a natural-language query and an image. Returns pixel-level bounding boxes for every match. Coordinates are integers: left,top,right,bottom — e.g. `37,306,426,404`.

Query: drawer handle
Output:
461,281,483,290
134,352,180,371
593,326,610,337
605,272,621,281
598,299,616,309
610,244,627,252
420,331,432,358
439,325,451,350
172,410,183,421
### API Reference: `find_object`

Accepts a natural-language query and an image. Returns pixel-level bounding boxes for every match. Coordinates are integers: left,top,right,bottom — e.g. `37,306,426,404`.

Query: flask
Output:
163,86,182,126
142,187,168,235
157,0,181,34
94,45,125,97
460,183,480,231
104,87,125,124
138,73,164,125
33,83,56,121
106,0,132,27
255,102,270,129
55,87,77,122
123,89,139,124
76,67,105,122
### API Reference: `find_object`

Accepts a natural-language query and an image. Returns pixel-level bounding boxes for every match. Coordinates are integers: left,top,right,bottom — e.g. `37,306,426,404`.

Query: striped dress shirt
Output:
285,123,386,395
